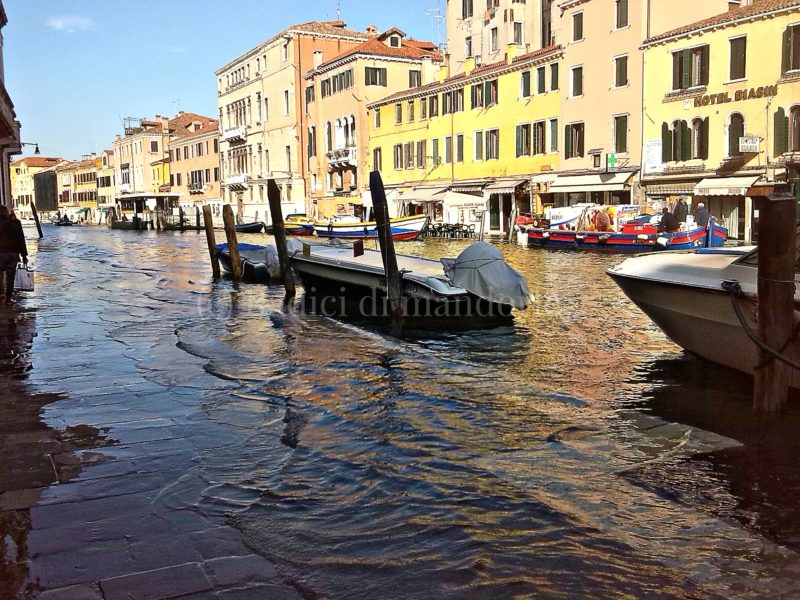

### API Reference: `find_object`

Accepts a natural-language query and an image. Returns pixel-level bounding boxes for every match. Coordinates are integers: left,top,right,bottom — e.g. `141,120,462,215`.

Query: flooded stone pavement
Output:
1,225,800,599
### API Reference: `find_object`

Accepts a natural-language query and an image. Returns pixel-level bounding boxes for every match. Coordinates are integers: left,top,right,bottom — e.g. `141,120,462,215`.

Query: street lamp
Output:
20,142,40,155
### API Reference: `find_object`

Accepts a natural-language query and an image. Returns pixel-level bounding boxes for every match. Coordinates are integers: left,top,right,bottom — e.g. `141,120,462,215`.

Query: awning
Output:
530,173,557,184
442,191,487,210
643,181,697,196
484,179,528,194
361,189,398,208
449,179,489,193
693,175,761,197
76,207,91,214
549,171,635,193
404,186,448,203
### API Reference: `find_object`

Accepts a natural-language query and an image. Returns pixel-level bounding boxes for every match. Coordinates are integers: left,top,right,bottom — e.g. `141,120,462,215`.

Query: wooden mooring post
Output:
267,179,296,300
222,204,243,281
202,205,220,278
369,170,403,324
751,184,797,413
195,206,201,230
30,202,43,239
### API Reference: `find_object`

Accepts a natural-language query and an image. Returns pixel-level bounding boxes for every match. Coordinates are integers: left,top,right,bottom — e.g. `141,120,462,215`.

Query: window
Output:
456,134,464,162
781,24,800,74
729,36,747,80
475,131,484,160
486,129,500,160
214,167,219,182
264,98,269,121
389,36,401,48
214,139,218,153
285,146,292,173
282,41,289,61
365,67,387,86
564,122,585,158
571,66,583,97
616,0,628,29
661,120,691,162
490,27,498,53
408,100,415,122
728,113,745,157
429,95,439,117
485,79,498,106
445,136,453,164
573,12,583,42
305,86,315,107
465,36,473,59
374,108,381,129
432,138,440,163
420,98,428,120
613,115,628,153
308,126,317,158
537,66,546,94
409,70,422,88
373,147,383,171
443,91,453,115
516,123,532,157
150,141,158,153
691,117,709,159
176,173,182,186
534,121,546,154
393,144,403,170
184,147,189,159
462,0,474,19
395,103,403,124
417,140,427,168
284,90,290,115
551,63,559,90
614,55,628,87
325,122,332,152
472,83,484,108
521,71,531,98
404,142,415,169
514,22,523,45
672,45,709,90
549,118,558,152
454,89,465,112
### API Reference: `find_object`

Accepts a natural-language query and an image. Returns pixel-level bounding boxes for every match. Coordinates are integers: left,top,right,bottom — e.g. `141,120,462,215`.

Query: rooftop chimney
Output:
313,50,324,68
160,116,170,133
366,24,378,36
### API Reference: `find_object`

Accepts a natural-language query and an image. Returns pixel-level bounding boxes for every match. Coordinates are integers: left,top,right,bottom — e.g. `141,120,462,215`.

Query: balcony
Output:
188,182,205,194
118,183,133,194
223,126,247,143
225,173,249,191
326,147,357,167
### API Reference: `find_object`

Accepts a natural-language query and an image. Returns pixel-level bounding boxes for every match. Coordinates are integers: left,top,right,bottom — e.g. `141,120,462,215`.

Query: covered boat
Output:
287,238,532,320
607,246,800,388
313,214,428,241
216,242,280,283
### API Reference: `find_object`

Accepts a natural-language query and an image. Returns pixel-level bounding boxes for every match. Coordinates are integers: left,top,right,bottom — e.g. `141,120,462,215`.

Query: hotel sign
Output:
693,85,778,107
739,135,760,153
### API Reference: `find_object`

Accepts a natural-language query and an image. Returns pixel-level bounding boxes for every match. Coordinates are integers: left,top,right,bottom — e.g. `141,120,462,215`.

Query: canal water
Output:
9,225,800,598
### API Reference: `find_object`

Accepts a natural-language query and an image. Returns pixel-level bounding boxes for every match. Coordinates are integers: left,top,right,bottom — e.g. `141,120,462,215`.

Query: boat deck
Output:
300,244,447,278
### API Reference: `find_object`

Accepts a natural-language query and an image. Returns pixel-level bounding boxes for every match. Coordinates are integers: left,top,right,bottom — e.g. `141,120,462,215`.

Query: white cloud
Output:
46,16,95,33
165,45,186,54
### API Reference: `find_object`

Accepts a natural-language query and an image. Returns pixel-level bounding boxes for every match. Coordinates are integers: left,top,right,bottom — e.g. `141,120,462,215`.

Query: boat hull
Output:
216,243,271,282
528,222,727,252
235,222,264,234
314,215,428,241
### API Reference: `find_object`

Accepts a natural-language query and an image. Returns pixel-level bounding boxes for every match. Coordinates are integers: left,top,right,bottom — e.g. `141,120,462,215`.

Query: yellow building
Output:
10,156,61,218
641,0,800,242
368,44,562,234
74,156,99,222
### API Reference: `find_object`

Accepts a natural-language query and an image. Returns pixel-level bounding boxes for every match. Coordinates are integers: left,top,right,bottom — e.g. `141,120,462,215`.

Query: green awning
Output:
100,207,111,213
76,207,91,213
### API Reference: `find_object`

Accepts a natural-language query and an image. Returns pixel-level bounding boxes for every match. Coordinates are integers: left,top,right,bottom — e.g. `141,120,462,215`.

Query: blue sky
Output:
4,0,444,160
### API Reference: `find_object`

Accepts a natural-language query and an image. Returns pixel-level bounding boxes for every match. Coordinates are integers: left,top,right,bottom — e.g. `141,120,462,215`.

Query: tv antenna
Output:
425,0,445,52
336,0,341,21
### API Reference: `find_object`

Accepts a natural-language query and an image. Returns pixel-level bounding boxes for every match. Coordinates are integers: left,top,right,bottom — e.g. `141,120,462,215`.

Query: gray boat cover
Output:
441,242,533,310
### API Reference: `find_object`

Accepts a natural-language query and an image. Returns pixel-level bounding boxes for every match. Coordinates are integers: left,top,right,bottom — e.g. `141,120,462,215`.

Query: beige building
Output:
112,116,171,197
97,149,115,210
167,115,220,211
305,27,441,217
10,156,61,217
550,0,738,206
0,1,21,208
56,160,78,215
446,0,554,71
215,20,369,222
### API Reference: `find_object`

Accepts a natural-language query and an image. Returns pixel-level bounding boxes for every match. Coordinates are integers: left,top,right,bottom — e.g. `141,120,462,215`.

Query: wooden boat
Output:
235,222,265,234
313,214,428,241
287,238,532,320
607,246,800,388
215,243,278,282
285,214,314,236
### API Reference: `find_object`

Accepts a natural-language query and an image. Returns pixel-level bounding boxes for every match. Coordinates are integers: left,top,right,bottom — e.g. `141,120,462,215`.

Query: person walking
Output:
673,195,689,224
695,202,710,228
0,205,29,303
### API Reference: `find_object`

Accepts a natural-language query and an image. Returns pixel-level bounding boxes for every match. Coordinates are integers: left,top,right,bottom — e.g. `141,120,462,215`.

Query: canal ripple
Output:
20,226,800,598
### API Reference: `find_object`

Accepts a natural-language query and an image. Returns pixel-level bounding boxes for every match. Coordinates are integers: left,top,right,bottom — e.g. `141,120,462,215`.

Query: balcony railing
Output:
326,147,357,167
223,126,247,143
225,173,249,190
188,182,204,194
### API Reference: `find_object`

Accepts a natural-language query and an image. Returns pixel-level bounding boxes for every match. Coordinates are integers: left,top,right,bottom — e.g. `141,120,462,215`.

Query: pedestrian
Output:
658,207,680,233
0,204,29,303
673,195,689,224
695,202,710,228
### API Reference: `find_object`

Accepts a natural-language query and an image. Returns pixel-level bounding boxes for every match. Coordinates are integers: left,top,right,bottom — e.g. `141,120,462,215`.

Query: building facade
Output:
97,149,115,211
10,156,61,217
215,20,369,223
166,116,220,211
368,44,562,234
641,0,800,242
112,116,171,197
0,1,21,208
305,27,441,217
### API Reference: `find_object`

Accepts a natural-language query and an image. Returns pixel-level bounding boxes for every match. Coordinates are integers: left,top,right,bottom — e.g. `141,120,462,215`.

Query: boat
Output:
607,246,800,387
286,238,532,320
216,242,279,282
285,214,314,236
235,222,265,234
313,214,428,241
527,204,727,251
53,220,74,227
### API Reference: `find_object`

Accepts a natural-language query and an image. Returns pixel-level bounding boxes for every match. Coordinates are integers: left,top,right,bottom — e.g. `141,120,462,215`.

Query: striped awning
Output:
643,181,697,195
484,179,528,194
449,179,489,193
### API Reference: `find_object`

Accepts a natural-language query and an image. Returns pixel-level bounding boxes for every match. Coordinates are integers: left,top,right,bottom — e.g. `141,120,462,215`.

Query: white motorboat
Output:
287,238,533,320
607,247,800,387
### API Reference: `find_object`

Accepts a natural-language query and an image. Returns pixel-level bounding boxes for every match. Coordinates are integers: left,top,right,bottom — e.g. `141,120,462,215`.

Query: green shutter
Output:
700,47,710,85
565,125,573,158
782,27,791,75
681,120,691,161
730,37,746,80
516,125,522,157
551,63,559,90
618,0,628,28
484,80,491,105
681,49,692,89
538,67,546,94
576,125,584,157
662,122,672,162
615,116,627,153
774,108,789,156
701,117,710,160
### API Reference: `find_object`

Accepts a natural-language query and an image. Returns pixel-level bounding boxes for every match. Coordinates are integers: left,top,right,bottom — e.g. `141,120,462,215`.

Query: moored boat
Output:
216,242,279,282
313,214,428,241
235,222,265,234
285,214,314,236
607,246,800,387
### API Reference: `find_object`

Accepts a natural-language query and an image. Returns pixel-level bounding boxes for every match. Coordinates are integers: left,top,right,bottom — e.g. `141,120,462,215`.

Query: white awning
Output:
693,175,761,197
530,173,557,184
484,179,528,194
442,191,487,210
449,179,489,193
404,186,448,203
549,171,635,193
361,188,399,208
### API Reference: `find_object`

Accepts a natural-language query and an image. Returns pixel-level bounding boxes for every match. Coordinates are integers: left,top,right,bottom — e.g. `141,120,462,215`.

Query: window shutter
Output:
681,49,692,89
484,80,491,105
516,126,522,157
565,125,573,158
661,122,672,162
681,120,691,161
701,117,710,160
672,53,681,90
551,63,559,90
774,108,789,156
782,27,791,75
701,47,710,85
615,116,627,153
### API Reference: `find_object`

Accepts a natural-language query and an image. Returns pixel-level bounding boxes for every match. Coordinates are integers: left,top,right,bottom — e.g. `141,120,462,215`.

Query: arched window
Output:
728,113,745,157
671,120,689,161
790,106,800,152
349,115,356,148
691,117,708,160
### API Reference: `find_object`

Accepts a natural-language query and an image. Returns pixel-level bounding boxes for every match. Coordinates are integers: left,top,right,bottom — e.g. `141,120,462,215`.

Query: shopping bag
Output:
14,264,34,292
